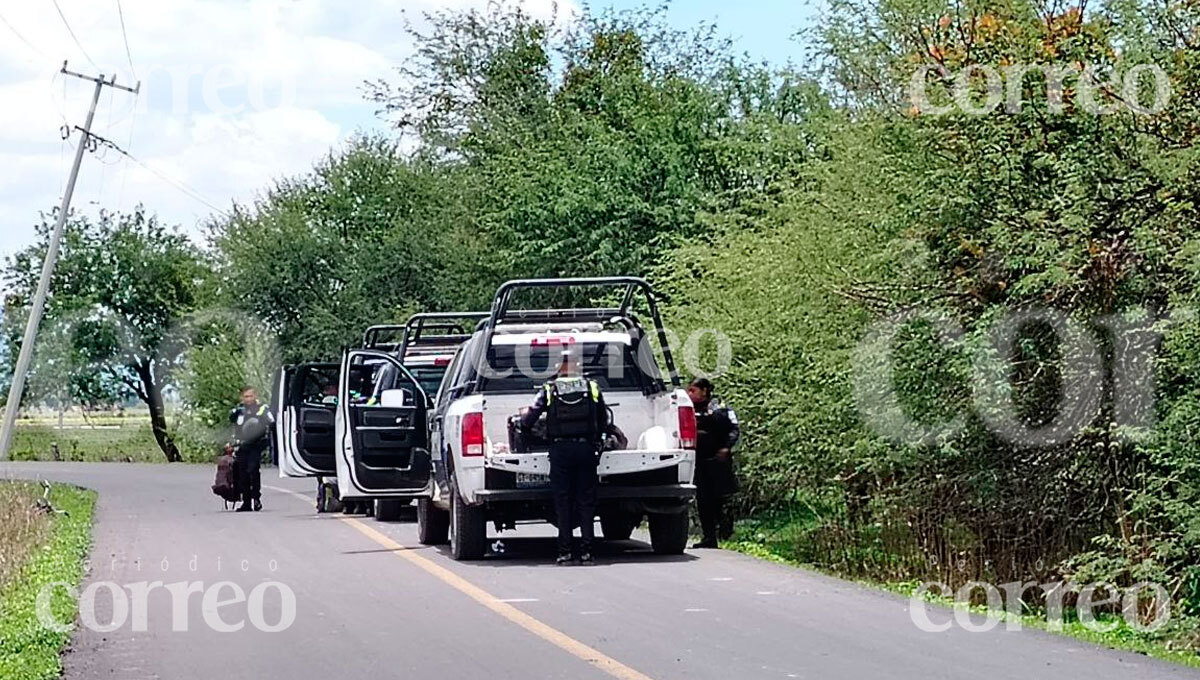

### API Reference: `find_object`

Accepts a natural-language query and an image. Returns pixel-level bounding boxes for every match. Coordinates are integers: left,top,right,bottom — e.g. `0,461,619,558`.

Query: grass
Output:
0,483,97,680
0,485,51,592
725,514,1200,670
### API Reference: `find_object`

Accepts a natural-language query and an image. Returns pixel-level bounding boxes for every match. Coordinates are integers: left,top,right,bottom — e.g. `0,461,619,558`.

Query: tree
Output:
209,136,477,367
662,0,1200,613
366,2,781,281
3,209,210,462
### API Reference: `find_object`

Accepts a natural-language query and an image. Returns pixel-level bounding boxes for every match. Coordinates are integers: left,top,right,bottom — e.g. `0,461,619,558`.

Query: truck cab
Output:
420,278,698,560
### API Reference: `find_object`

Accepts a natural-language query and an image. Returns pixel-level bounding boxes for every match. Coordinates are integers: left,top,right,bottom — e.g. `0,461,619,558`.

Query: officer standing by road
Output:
688,378,741,549
230,386,274,513
521,347,609,566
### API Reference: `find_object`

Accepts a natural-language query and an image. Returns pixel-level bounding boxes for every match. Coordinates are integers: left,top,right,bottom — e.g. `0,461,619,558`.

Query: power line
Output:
115,0,137,80
51,0,100,70
0,9,48,60
86,129,231,218
116,89,140,213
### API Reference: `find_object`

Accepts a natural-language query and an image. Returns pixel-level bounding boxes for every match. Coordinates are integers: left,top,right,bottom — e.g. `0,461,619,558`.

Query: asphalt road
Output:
2,462,1196,680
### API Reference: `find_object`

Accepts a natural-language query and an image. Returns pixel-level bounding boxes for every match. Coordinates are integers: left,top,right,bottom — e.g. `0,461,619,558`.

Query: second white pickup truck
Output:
420,277,699,560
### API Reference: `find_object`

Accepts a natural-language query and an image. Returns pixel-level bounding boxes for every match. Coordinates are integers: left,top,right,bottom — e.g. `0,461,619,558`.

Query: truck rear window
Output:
407,366,449,397
478,342,658,393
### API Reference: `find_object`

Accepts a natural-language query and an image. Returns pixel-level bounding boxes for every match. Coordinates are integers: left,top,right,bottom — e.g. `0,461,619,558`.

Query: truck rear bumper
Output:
487,450,694,478
475,483,696,503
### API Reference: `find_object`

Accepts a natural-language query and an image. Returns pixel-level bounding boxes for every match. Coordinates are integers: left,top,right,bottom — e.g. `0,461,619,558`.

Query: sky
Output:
0,0,816,265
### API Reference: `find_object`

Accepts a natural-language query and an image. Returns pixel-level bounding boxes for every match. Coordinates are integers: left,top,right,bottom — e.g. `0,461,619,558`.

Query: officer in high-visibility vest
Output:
230,386,274,513
521,347,609,566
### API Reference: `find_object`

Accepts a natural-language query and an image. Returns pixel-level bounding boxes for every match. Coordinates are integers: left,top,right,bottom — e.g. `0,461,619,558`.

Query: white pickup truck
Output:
419,277,699,560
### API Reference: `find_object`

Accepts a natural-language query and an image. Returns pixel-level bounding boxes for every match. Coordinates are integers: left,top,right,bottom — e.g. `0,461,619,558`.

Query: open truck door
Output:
334,349,433,499
276,363,340,478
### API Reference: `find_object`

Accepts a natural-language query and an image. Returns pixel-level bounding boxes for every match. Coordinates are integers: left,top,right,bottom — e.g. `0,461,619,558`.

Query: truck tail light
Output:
462,412,485,457
678,405,697,450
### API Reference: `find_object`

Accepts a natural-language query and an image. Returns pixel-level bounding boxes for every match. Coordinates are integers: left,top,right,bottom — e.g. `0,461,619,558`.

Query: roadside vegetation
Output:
0,482,96,680
2,0,1199,660
0,483,48,591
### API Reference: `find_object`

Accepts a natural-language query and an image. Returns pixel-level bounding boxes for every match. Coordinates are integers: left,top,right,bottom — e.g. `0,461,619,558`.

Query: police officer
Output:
521,347,609,566
687,378,741,549
230,386,274,513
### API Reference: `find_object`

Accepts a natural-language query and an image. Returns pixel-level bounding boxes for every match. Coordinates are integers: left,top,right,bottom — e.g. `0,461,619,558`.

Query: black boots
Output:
556,553,596,566
236,499,262,513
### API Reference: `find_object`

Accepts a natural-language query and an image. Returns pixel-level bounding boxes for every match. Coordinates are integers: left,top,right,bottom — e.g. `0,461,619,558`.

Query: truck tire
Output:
450,482,488,561
600,510,637,541
648,511,689,555
418,497,450,545
375,499,404,522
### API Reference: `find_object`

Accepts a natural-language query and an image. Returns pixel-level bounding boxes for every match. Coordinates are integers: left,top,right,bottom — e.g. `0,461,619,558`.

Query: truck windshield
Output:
478,342,658,393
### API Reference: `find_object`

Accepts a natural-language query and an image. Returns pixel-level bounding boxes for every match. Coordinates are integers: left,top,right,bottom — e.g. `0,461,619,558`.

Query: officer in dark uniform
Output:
521,347,609,566
230,386,274,513
687,378,741,548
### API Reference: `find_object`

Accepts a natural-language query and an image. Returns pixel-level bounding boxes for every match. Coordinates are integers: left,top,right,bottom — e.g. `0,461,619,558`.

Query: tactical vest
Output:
237,404,270,445
695,401,731,458
544,378,602,441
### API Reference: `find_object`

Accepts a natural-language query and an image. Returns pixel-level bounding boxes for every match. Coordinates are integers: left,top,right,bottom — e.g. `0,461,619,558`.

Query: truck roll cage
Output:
482,277,682,390
363,312,489,358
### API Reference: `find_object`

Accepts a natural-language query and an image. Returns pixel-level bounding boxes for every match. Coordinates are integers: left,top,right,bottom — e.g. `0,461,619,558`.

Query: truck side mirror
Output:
379,389,410,408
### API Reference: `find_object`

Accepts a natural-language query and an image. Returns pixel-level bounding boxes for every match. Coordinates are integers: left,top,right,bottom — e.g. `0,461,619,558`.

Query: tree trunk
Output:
136,363,182,463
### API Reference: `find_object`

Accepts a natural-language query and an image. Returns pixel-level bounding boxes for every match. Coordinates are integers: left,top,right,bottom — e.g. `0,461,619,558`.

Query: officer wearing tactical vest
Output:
230,386,274,513
521,347,609,566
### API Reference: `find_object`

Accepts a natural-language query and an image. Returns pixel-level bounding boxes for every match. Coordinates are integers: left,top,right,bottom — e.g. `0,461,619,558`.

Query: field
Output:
9,418,162,463
6,411,192,463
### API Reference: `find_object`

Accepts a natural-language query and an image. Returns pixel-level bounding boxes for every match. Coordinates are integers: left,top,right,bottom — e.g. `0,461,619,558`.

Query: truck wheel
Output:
450,482,487,561
418,497,450,545
375,499,404,522
648,511,689,555
600,510,637,541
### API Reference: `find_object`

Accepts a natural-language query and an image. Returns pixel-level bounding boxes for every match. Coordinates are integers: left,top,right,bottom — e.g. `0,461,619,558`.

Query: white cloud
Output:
0,0,577,262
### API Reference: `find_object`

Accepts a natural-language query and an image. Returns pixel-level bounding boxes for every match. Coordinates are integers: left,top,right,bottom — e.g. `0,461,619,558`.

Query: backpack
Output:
212,452,240,506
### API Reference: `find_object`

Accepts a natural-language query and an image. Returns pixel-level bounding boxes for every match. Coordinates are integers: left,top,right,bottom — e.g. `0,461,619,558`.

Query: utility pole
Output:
0,62,139,461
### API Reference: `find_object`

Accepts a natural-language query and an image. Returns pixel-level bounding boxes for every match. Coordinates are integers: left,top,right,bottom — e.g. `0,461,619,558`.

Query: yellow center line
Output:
265,485,655,680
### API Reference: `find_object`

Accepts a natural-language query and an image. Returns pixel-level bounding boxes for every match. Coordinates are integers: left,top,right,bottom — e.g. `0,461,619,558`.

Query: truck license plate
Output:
516,473,550,488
